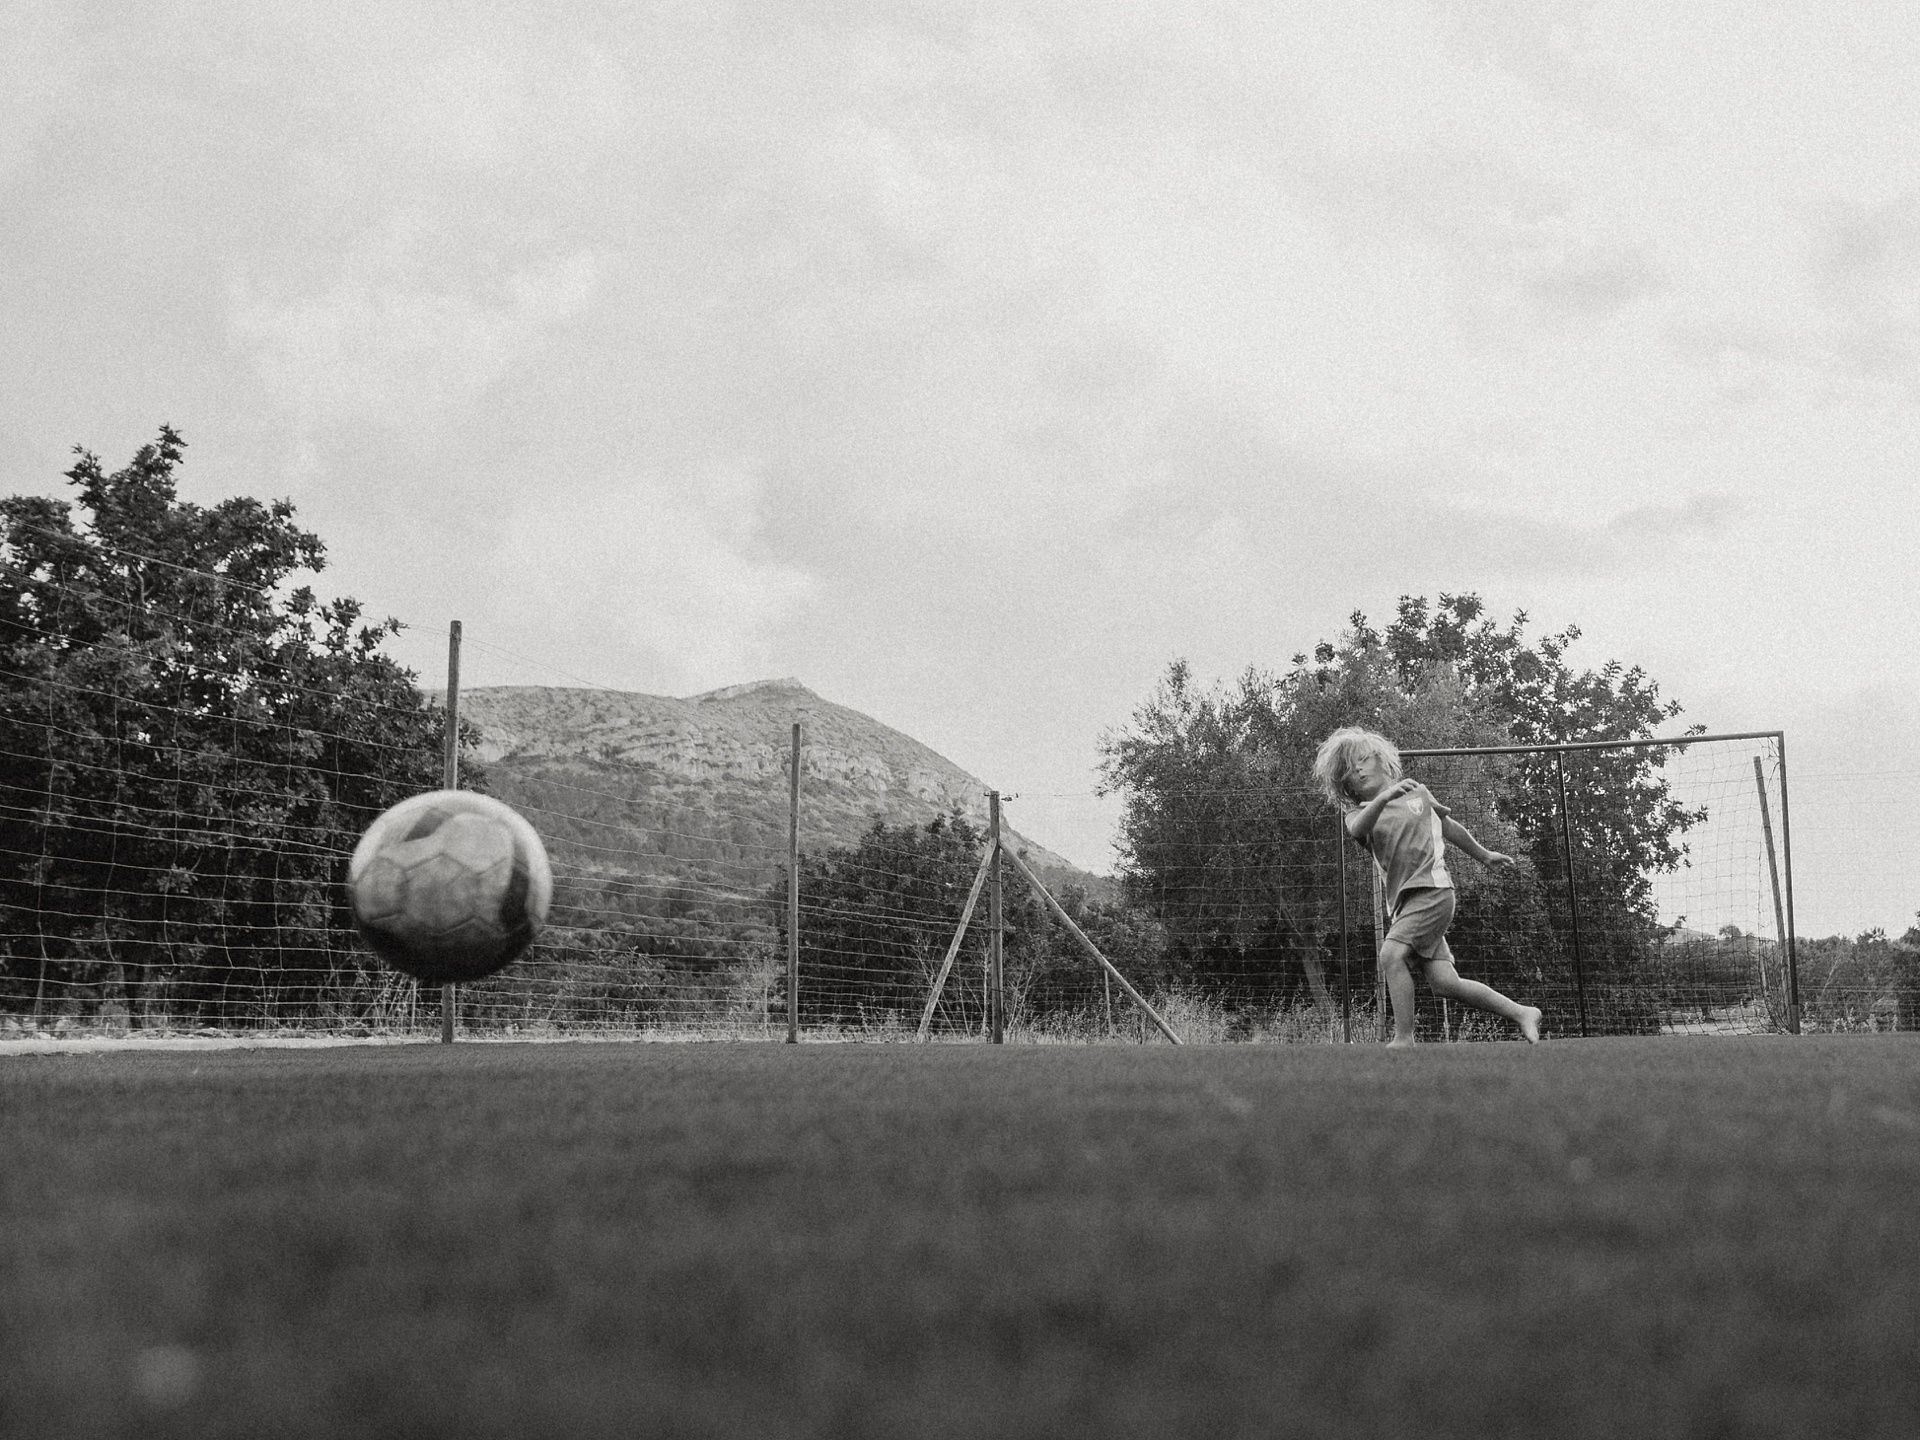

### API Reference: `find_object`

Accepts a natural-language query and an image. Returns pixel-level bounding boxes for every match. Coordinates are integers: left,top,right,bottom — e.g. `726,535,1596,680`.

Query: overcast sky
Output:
4,1,1915,934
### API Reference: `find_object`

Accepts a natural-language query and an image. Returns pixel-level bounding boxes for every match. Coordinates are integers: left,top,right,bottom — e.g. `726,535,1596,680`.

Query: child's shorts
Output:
1385,886,1456,963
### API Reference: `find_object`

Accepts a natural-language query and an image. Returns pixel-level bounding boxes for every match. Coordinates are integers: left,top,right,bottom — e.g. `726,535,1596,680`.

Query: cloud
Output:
230,242,601,431
1527,241,1663,317
1416,493,1740,578
8,0,1920,921
368,37,631,177
1605,493,1736,541
494,463,815,694
1804,193,1920,386
0,3,77,192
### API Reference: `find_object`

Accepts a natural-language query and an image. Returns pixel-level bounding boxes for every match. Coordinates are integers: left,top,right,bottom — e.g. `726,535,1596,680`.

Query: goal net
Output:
1392,734,1798,1038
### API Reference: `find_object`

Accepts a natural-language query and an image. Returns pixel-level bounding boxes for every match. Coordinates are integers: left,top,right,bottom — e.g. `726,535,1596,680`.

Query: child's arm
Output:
1345,778,1418,842
1440,815,1513,868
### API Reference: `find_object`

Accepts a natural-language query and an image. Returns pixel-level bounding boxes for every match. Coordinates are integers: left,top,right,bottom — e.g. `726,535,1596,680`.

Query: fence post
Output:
1370,869,1388,1041
1752,754,1792,1032
989,791,1004,1045
787,722,801,1044
1774,733,1801,1033
440,620,461,1045
1554,751,1591,1038
1337,810,1351,1045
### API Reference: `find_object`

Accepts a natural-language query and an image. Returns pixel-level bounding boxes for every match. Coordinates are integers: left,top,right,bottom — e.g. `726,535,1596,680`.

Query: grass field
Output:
3,1036,1917,1439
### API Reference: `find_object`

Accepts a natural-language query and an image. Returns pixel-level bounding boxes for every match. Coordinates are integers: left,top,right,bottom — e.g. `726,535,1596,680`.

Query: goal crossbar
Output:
1401,729,1783,759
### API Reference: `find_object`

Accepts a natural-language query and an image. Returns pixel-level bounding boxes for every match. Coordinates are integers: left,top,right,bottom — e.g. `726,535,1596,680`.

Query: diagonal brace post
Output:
999,844,1183,1045
917,842,997,1040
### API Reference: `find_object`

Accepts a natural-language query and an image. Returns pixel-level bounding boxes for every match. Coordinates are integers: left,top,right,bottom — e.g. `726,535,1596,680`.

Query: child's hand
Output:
1384,778,1419,800
1484,851,1515,868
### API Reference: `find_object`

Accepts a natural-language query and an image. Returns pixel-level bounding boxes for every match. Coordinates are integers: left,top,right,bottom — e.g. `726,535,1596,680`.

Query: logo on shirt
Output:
1406,797,1424,814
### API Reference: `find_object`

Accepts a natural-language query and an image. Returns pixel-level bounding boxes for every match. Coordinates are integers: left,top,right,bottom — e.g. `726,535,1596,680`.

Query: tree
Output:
0,428,461,1025
1365,595,1703,918
1100,594,1703,1035
1794,930,1917,1031
1899,917,1920,1030
1099,637,1535,1014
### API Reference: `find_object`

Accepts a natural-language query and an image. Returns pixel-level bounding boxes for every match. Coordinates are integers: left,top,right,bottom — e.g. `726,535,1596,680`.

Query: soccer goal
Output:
1355,731,1800,1039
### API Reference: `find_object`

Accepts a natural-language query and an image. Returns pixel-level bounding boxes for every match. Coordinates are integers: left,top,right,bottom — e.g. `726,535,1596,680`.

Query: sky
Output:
3,0,1916,936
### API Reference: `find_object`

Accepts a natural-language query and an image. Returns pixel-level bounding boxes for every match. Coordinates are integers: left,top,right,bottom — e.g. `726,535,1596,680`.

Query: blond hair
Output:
1311,726,1402,808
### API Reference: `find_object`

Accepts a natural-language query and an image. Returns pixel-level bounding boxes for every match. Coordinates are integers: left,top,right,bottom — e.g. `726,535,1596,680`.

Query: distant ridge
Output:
450,681,1094,888
691,677,810,702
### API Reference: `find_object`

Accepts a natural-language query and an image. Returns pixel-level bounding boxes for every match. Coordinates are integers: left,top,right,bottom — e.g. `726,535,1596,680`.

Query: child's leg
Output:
1379,940,1418,1046
1422,959,1542,1043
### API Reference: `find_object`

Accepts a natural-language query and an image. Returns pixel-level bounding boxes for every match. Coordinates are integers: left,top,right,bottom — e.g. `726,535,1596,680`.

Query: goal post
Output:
1369,730,1801,1038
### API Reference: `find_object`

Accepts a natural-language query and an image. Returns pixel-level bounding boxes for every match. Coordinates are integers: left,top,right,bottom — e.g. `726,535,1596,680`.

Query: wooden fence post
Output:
440,620,461,1045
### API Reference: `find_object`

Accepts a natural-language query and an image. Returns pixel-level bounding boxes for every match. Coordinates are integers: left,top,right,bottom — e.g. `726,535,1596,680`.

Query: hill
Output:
452,680,1102,901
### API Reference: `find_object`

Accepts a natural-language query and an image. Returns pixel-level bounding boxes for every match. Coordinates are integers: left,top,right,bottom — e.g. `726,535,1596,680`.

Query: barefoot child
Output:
1312,726,1543,1046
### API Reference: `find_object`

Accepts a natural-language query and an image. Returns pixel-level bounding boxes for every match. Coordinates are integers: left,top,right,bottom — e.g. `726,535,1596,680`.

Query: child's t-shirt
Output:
1355,785,1453,915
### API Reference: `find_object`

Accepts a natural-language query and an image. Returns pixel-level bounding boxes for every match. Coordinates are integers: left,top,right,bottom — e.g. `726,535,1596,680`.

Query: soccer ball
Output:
348,791,553,984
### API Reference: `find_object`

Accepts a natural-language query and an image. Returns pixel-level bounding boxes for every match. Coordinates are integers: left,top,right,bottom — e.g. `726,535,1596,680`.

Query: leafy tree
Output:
0,428,461,1025
1101,594,1702,1035
1100,639,1536,1015
1899,918,1920,1031
1362,595,1702,918
1794,930,1919,1031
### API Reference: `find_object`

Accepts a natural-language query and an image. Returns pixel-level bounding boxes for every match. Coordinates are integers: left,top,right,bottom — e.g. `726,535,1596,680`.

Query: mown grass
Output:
2,1036,1917,1438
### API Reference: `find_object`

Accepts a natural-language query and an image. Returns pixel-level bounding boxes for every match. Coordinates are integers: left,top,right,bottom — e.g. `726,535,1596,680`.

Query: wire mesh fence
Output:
4,515,1915,1041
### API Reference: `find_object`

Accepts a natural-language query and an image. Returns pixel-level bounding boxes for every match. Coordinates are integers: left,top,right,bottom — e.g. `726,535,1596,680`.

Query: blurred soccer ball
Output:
348,791,553,984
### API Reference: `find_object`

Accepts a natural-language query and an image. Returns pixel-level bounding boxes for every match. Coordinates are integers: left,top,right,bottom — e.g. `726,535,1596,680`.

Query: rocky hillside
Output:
452,680,1096,899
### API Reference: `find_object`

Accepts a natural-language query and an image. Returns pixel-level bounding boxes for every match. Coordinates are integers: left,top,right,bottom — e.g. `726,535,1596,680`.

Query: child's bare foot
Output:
1518,1007,1542,1044
1385,1036,1417,1048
